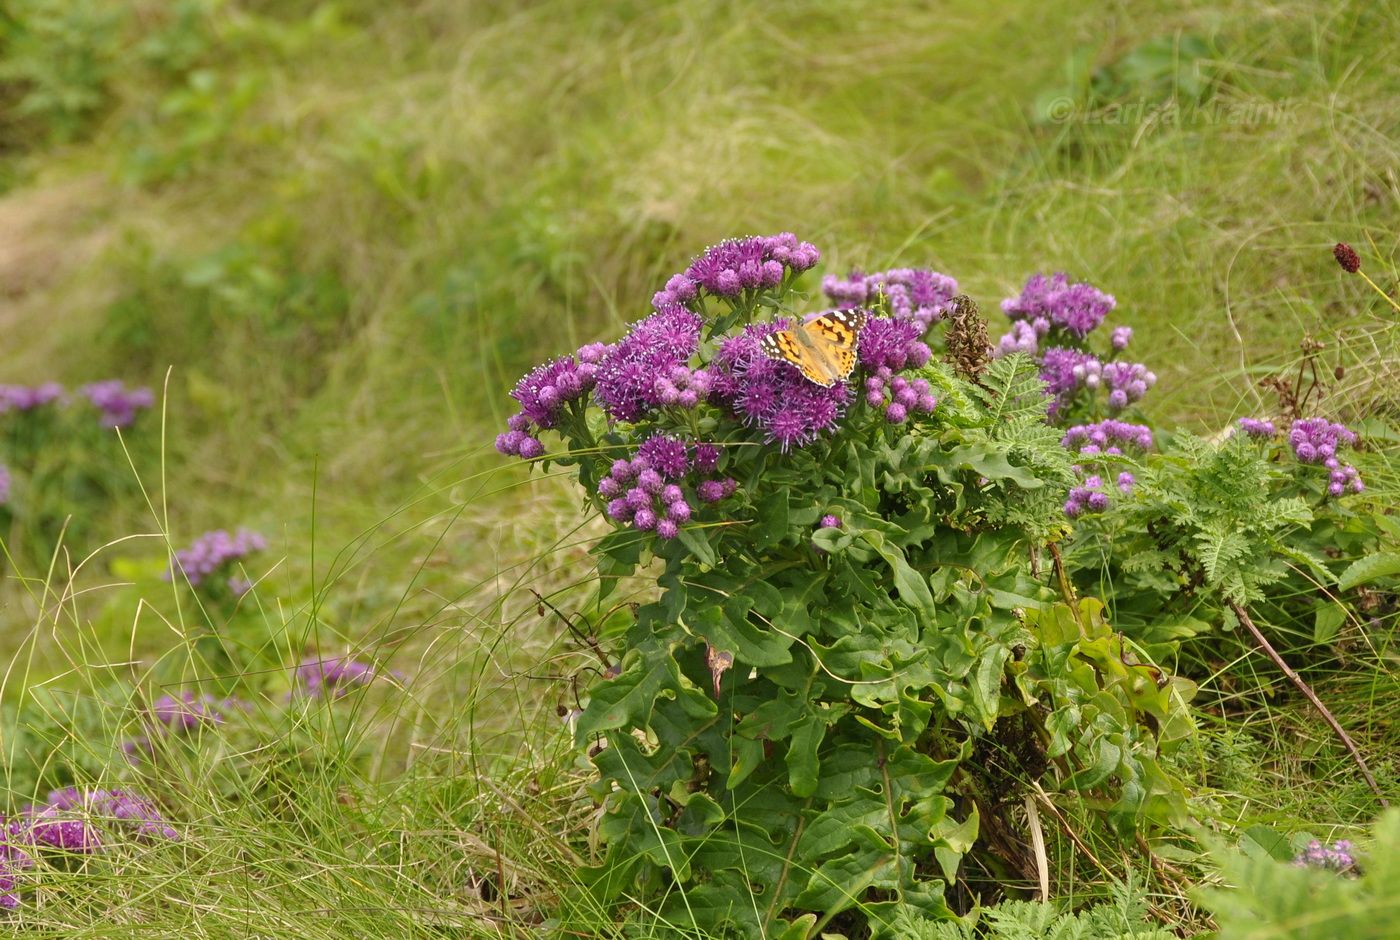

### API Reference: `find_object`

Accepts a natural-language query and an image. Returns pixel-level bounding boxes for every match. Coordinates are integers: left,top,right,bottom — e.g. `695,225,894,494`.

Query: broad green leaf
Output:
575,656,669,739
1240,824,1294,862
865,534,936,620
684,602,793,667
786,714,825,797
677,524,717,567
1313,602,1347,644
1338,552,1400,591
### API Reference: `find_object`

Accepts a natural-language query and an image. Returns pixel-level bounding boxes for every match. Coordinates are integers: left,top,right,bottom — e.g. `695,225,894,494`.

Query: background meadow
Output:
0,0,1397,936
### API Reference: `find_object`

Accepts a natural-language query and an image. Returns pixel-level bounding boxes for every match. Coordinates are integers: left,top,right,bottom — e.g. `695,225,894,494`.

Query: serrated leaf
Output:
1338,552,1400,591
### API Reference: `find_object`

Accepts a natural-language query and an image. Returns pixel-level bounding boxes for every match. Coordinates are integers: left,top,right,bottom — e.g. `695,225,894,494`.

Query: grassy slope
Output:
0,0,1397,935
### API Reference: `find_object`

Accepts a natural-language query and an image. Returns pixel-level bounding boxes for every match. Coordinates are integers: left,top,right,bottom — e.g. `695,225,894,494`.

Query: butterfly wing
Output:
761,310,867,387
801,309,866,383
761,328,833,386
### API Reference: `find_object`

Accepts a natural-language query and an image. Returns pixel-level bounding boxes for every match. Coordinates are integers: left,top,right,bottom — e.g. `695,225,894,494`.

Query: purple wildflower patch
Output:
80,380,155,428
169,528,267,589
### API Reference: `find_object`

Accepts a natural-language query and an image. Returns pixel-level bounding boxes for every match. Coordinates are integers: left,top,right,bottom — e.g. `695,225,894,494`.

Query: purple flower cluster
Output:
1062,420,1154,455
593,306,704,423
1061,420,1151,517
1001,273,1116,338
856,315,938,422
169,528,267,589
1064,472,1138,517
1237,417,1277,438
1,787,179,907
123,690,247,759
0,383,64,413
1292,839,1356,873
672,233,820,302
993,274,1152,420
1098,361,1157,411
44,788,179,841
822,268,959,329
154,691,240,731
295,656,385,698
80,380,155,428
1289,418,1363,496
710,320,852,450
819,515,842,529
0,826,31,910
599,437,732,540
497,343,606,458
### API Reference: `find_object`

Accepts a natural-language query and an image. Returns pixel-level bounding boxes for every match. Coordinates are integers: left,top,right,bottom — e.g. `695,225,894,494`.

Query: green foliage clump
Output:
1204,810,1400,940
504,249,1197,935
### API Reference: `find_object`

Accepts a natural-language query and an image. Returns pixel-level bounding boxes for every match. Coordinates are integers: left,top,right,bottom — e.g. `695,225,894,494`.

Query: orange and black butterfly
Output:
759,309,867,387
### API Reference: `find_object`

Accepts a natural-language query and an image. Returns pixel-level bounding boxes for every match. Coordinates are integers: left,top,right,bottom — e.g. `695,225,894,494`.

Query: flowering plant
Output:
499,237,1195,934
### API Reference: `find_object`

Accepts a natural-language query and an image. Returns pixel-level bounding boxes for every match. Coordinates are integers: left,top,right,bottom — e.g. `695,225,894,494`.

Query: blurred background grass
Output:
0,1,1397,932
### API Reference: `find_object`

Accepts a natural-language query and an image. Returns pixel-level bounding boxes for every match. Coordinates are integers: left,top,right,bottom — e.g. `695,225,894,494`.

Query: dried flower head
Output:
943,295,992,380
1333,242,1361,274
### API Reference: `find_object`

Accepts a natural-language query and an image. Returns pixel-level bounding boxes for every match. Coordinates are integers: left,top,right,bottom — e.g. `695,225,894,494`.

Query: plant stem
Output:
1228,600,1388,806
1358,269,1400,315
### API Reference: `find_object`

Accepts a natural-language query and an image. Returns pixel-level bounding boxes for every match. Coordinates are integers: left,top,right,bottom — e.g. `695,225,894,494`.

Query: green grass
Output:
1,0,1398,935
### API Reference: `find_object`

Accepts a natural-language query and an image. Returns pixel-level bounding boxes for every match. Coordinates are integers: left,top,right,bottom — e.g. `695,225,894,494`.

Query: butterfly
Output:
759,309,867,387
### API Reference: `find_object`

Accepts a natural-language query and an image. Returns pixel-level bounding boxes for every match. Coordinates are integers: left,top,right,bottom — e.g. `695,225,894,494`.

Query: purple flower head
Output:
684,234,818,299
710,320,850,451
149,690,243,733
1002,273,1115,338
1289,418,1363,497
1038,347,1101,415
995,321,1040,358
693,443,722,474
26,789,179,844
1237,417,1277,438
823,268,958,330
22,812,101,853
79,380,154,428
819,515,842,529
593,306,703,422
1288,418,1357,463
508,351,598,433
1292,839,1357,873
1061,420,1154,454
637,435,691,480
295,656,384,699
1100,361,1155,411
169,528,266,587
0,382,64,413
1111,326,1133,350
859,315,927,374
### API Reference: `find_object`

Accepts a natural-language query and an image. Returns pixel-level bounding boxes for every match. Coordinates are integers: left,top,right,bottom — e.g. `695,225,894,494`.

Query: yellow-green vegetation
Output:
0,0,1397,936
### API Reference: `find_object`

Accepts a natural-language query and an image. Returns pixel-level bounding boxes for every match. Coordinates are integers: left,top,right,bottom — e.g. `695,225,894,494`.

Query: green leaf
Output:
969,646,1010,730
1338,552,1400,591
945,444,1044,489
685,602,794,668
786,714,825,797
575,655,669,739
1239,824,1294,862
1062,736,1122,791
677,524,717,567
865,534,936,620
794,839,897,912
1313,603,1347,644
